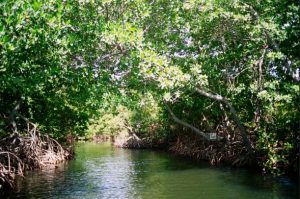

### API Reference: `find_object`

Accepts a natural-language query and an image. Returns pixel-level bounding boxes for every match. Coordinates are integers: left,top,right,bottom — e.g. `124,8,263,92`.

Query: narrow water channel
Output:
9,142,298,199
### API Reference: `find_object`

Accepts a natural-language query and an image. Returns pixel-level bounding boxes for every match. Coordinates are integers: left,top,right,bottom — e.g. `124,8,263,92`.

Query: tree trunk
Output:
195,88,253,153
254,48,266,132
7,99,22,134
219,103,234,141
165,104,210,141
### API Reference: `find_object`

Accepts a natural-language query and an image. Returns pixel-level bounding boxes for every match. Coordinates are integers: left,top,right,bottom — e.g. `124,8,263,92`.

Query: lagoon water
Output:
9,142,298,199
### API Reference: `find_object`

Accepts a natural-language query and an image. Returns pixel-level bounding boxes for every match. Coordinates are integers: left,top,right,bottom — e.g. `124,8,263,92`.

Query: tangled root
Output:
0,125,73,190
169,134,250,166
114,133,146,148
0,152,24,189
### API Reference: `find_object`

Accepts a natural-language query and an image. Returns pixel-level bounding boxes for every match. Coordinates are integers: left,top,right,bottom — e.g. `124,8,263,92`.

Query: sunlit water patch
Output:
8,142,298,199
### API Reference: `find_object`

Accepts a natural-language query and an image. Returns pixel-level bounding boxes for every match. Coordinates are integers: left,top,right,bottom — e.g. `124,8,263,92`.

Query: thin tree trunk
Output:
195,88,253,153
165,104,210,141
220,103,234,141
8,99,22,134
254,48,266,132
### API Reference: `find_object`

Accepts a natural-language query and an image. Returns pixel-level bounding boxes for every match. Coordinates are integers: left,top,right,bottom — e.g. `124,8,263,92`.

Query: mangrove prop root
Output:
0,127,72,190
169,133,250,166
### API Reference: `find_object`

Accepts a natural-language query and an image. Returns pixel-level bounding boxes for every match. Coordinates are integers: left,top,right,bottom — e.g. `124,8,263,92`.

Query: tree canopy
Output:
1,0,299,174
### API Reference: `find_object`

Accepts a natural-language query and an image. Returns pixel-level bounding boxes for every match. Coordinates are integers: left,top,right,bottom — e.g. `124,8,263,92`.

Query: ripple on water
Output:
8,142,298,199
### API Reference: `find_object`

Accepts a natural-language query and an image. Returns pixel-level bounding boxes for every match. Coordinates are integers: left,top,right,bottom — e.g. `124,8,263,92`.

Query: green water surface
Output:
9,142,298,199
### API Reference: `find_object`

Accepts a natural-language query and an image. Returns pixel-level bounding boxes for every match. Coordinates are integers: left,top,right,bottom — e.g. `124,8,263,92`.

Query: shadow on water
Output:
6,142,299,199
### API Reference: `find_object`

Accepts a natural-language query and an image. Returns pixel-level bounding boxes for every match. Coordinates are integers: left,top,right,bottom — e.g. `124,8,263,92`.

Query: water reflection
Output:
8,142,298,199
84,150,138,199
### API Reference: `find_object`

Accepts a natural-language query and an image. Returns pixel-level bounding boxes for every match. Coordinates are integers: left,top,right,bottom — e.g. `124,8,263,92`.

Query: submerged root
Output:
0,127,73,190
0,152,24,190
169,134,251,166
113,133,155,149
114,133,145,148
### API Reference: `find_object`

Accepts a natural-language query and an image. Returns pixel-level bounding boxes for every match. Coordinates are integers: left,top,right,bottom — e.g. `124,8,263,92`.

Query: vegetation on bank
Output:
0,0,299,186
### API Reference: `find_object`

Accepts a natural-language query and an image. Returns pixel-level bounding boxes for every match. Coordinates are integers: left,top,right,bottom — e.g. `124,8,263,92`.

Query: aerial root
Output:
169,134,251,166
0,125,73,190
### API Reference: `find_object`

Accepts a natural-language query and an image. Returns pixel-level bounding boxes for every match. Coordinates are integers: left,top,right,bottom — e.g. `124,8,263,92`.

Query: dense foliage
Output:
1,0,299,174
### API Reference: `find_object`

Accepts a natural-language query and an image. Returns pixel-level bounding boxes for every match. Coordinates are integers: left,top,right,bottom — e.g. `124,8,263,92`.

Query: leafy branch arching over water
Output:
0,0,299,187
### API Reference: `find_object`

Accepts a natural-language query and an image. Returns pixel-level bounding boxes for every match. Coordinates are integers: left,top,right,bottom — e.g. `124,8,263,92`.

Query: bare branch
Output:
195,88,253,153
165,104,210,141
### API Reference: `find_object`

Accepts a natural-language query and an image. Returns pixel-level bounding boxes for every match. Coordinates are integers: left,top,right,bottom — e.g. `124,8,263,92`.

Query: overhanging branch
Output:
195,88,253,153
165,104,210,141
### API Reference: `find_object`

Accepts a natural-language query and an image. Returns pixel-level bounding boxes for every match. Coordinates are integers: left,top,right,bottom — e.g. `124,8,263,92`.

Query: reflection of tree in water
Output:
9,143,297,199
92,148,140,199
13,164,69,198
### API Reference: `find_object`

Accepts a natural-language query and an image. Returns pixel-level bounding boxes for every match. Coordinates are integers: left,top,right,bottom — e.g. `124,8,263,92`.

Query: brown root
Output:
169,132,251,166
114,133,144,148
0,124,73,190
0,152,24,189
